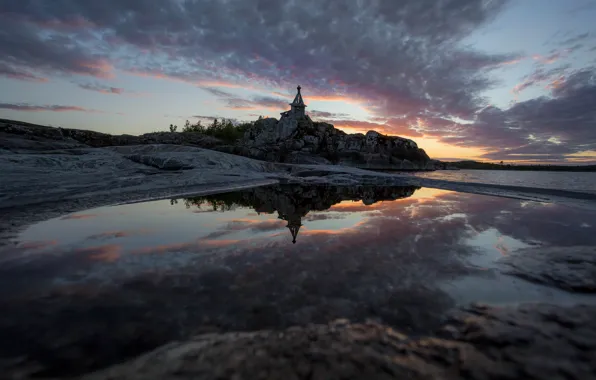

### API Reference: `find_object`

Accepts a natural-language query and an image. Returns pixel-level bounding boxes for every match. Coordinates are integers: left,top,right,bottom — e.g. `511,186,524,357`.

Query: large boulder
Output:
240,117,432,171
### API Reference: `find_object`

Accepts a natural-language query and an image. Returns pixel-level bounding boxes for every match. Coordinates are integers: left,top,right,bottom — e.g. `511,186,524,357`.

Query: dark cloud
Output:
308,110,350,120
0,14,112,79
0,103,97,113
201,87,234,98
430,68,596,161
204,88,287,111
78,82,124,94
512,64,570,95
324,118,423,137
0,63,48,82
0,0,511,117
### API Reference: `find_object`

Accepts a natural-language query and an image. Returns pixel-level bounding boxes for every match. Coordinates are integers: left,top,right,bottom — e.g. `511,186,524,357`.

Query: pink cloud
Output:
0,103,103,113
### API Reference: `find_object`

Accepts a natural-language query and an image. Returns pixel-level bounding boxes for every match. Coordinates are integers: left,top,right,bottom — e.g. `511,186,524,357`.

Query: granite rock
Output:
240,117,433,170
79,303,596,380
500,246,596,292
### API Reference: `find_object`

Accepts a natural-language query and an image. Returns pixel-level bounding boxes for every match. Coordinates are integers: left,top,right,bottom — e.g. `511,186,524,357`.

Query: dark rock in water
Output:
239,116,433,170
77,303,596,380
500,246,596,292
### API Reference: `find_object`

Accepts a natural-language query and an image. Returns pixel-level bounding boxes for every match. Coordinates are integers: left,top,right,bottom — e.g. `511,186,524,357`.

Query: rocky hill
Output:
1,117,433,170
220,117,432,170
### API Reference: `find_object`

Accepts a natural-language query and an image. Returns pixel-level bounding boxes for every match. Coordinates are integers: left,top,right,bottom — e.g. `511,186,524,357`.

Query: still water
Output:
1,185,596,375
411,169,596,193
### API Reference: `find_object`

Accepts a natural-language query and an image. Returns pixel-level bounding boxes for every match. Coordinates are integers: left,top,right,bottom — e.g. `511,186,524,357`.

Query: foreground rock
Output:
77,303,596,380
500,246,596,292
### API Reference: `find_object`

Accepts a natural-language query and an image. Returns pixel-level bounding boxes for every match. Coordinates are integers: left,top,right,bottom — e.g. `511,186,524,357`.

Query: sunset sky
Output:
1,0,595,163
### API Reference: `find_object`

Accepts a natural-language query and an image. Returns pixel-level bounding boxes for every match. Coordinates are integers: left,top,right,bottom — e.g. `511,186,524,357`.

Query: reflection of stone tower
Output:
286,215,302,244
278,211,303,244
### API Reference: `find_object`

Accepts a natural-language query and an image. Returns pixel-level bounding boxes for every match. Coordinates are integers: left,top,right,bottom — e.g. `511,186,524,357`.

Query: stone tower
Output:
276,85,310,140
289,85,306,118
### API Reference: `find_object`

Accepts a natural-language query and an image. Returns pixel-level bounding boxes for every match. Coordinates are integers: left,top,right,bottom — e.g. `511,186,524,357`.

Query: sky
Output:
0,0,595,163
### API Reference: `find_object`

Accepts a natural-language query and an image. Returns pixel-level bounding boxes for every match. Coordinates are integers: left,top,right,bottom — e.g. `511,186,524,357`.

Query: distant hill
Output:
449,160,596,172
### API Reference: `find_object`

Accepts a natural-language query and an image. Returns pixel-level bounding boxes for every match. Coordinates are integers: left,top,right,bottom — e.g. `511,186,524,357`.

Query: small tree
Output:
169,124,178,133
182,120,206,133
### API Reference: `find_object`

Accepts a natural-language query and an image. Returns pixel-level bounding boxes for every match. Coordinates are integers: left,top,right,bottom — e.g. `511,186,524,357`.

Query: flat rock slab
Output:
500,246,596,292
72,303,596,380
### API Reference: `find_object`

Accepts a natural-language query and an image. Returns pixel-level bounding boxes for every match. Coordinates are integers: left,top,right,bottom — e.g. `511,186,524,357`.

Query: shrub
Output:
178,118,253,143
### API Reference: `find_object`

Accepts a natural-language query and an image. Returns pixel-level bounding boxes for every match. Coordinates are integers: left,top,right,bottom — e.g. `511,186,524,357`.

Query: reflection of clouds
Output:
130,239,244,255
494,235,509,256
304,213,347,222
7,186,596,372
203,219,286,239
86,229,152,241
60,214,98,220
17,240,57,250
81,245,122,263
131,242,197,255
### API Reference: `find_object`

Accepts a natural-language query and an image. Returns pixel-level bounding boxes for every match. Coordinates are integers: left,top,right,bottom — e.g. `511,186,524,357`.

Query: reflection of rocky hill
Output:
185,185,419,215
186,185,419,244
184,185,419,243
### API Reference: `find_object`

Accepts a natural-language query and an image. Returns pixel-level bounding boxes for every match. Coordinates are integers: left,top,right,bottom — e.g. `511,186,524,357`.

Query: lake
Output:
1,184,596,376
410,169,596,193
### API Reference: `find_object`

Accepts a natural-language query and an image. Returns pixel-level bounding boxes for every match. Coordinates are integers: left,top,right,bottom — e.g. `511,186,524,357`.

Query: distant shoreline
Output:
445,161,596,172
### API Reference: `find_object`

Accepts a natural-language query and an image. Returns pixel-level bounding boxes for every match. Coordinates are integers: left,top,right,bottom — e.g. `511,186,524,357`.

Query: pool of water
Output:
409,169,596,193
1,184,596,375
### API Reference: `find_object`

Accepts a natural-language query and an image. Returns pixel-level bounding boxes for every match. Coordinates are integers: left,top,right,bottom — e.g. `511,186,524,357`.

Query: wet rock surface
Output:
500,246,596,292
439,303,596,379
77,303,596,380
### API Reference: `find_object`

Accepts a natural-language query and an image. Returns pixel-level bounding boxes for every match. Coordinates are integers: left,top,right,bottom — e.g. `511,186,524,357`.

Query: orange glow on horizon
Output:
332,124,486,160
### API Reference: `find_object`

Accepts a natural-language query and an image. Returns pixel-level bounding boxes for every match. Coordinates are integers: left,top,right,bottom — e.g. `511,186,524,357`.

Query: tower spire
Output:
288,222,301,244
280,85,307,119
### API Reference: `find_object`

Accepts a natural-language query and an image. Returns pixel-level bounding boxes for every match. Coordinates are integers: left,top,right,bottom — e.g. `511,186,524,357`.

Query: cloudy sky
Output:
1,0,595,163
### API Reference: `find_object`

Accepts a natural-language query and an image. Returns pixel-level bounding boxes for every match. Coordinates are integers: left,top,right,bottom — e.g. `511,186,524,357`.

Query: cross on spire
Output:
291,85,305,107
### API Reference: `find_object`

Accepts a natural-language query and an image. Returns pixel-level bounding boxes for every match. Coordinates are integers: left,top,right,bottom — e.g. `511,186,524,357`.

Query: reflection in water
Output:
1,185,596,376
182,185,419,244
